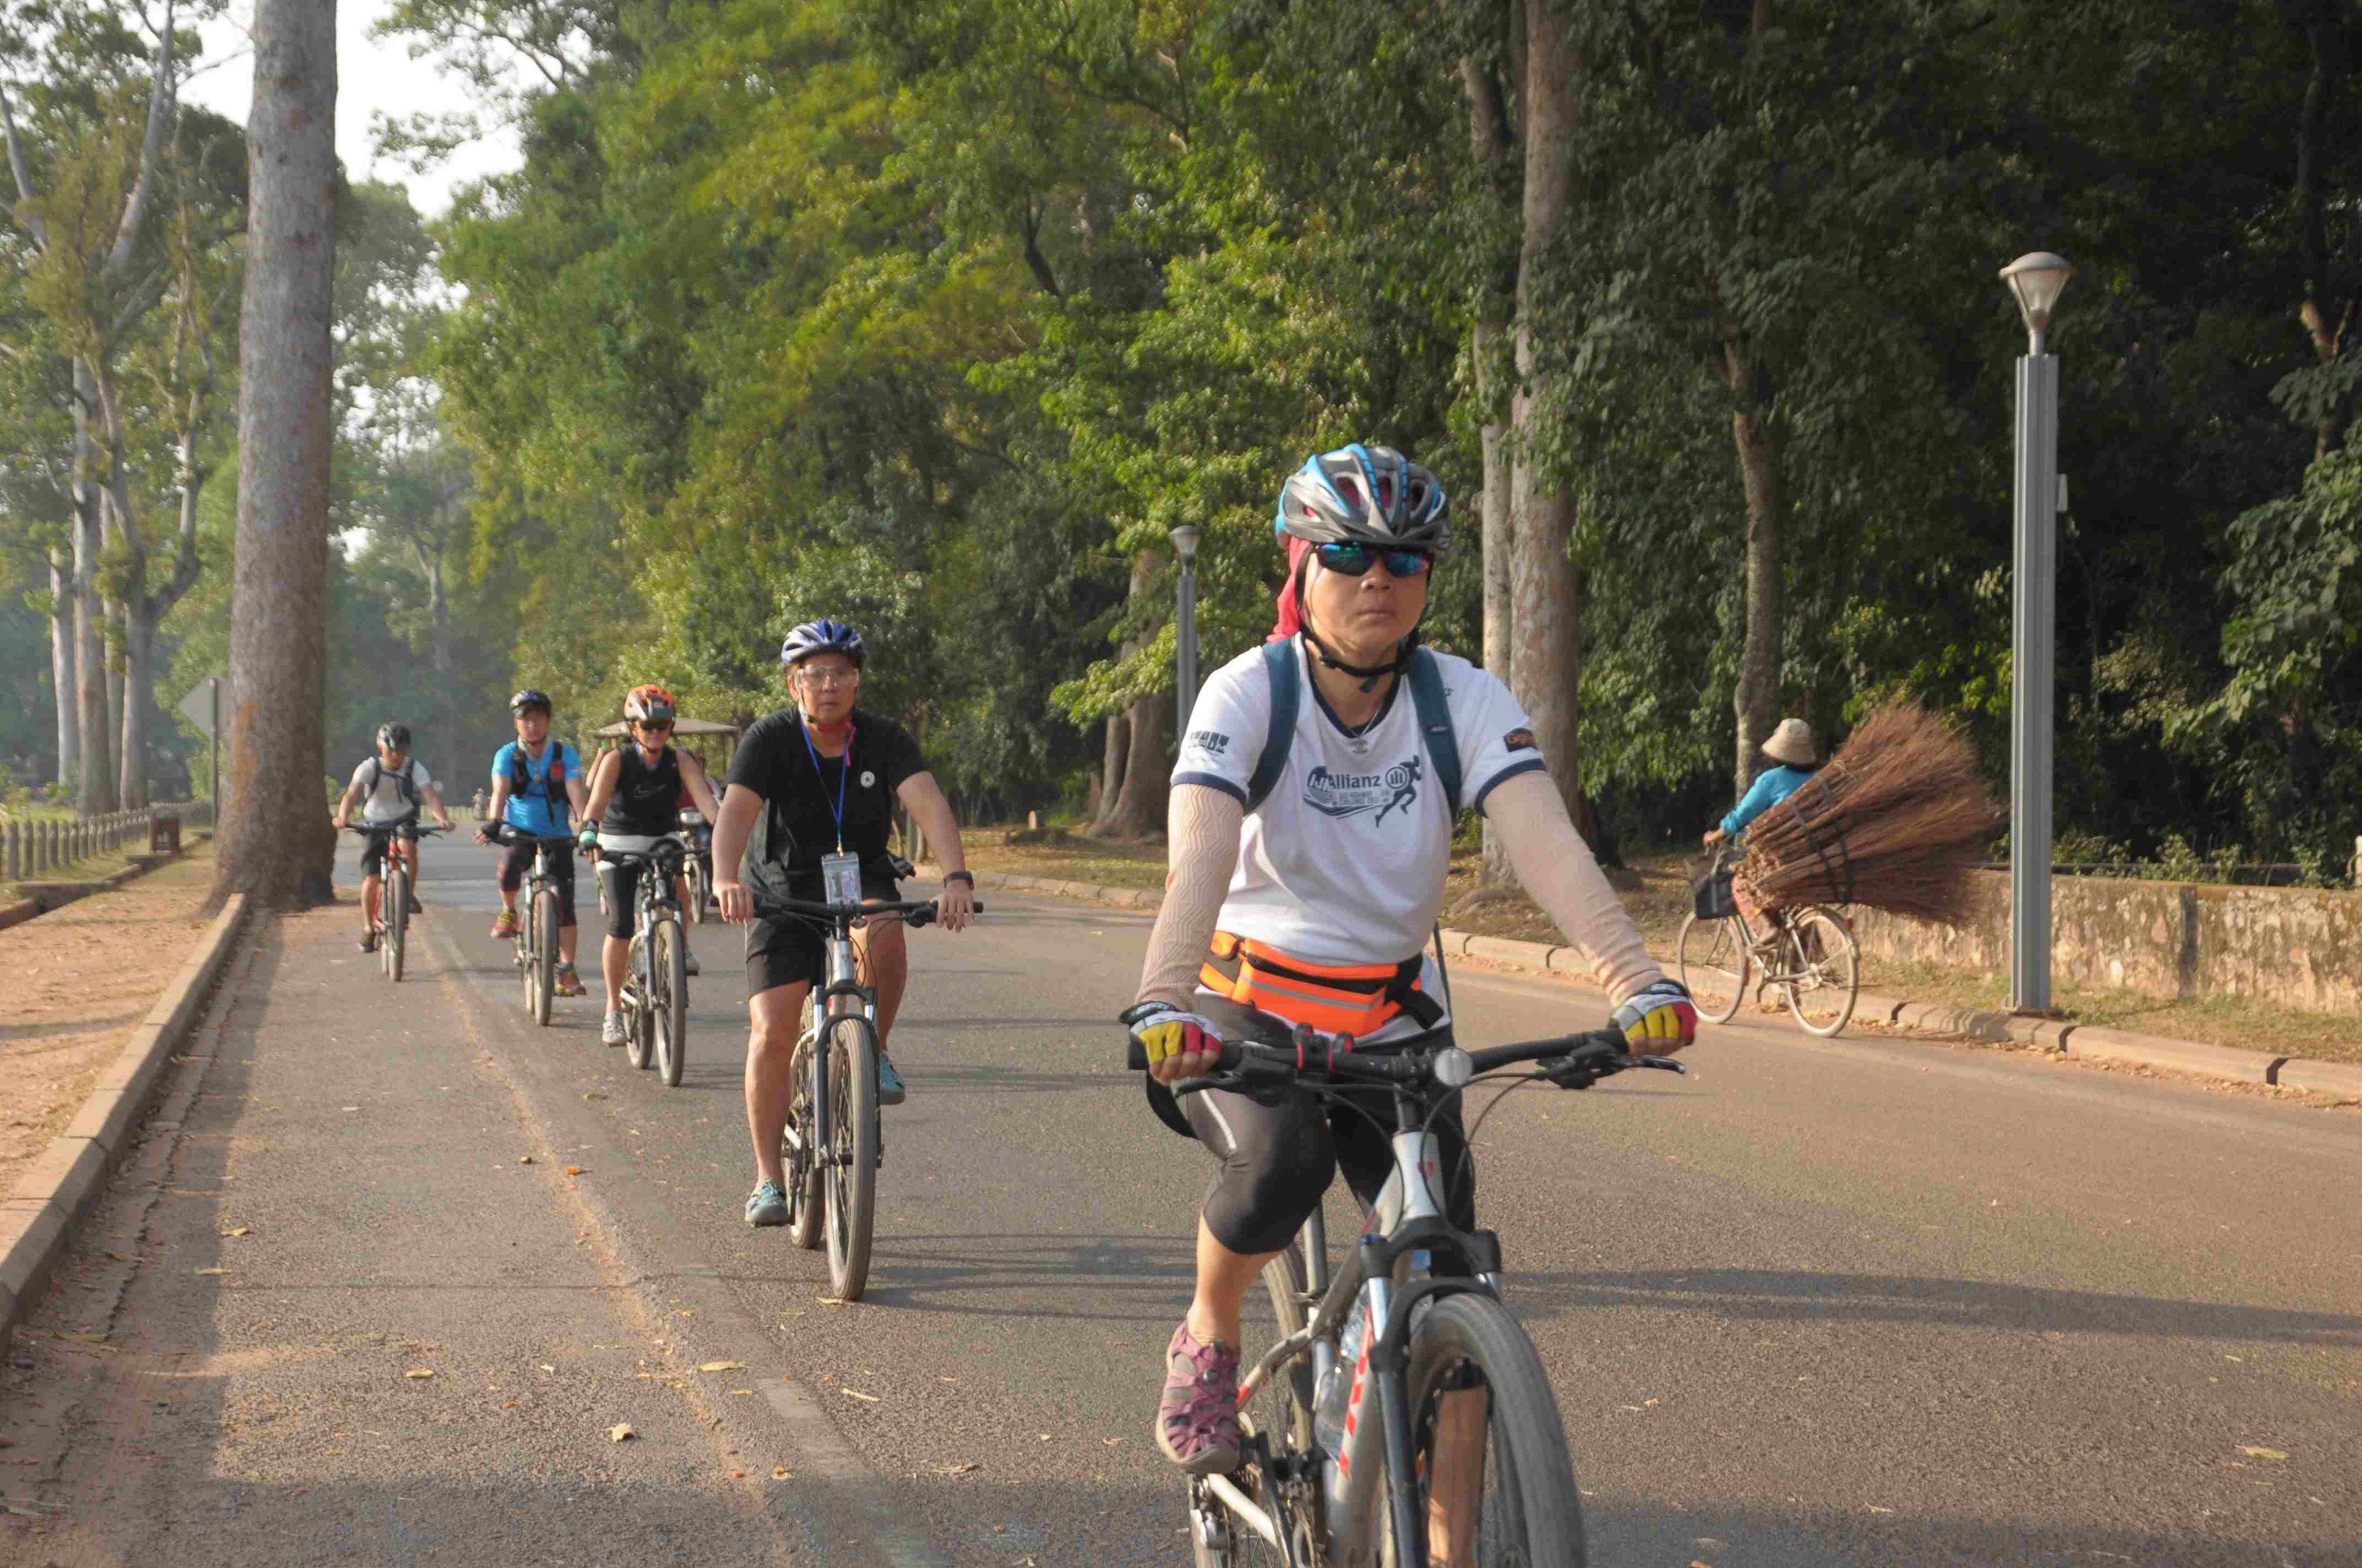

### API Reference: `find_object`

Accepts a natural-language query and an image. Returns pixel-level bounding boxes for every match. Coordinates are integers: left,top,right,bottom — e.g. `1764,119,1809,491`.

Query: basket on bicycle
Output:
1738,697,2001,926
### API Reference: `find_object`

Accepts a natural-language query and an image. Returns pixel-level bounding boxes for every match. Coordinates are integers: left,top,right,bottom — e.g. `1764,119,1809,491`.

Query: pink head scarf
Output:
1268,535,1315,641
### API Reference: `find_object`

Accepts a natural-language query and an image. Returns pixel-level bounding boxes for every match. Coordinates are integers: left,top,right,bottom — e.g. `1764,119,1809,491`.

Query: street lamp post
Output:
2000,251,2072,1012
1171,525,1201,735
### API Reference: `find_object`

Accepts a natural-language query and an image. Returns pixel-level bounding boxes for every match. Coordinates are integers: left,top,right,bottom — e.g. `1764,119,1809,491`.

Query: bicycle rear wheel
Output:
686,860,709,925
1782,906,1860,1037
530,887,559,1026
823,1013,880,1301
385,865,408,982
652,917,687,1086
1676,912,1749,1025
1378,1292,1587,1567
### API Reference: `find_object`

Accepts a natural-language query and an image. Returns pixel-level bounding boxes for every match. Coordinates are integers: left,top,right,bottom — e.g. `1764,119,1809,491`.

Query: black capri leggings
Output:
1179,994,1475,1257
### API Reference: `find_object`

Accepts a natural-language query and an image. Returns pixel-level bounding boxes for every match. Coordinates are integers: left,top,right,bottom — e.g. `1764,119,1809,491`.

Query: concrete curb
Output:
0,891,249,1348
949,865,2362,1104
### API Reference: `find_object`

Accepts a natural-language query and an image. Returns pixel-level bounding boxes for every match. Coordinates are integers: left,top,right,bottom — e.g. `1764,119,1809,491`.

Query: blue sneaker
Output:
876,1056,907,1106
743,1182,788,1227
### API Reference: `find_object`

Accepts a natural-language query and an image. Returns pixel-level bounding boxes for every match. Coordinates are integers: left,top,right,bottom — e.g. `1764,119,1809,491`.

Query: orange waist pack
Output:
1198,932,1443,1037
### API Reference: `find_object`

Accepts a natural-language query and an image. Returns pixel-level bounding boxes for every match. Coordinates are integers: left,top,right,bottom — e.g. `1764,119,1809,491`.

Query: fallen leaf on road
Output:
730,1470,745,1478
698,1361,746,1374
1103,1437,1122,1446
219,1227,250,1237
842,1389,880,1403
2240,1446,2289,1462
772,1466,792,1480
609,1423,635,1443
539,1364,555,1373
500,1401,519,1410
341,1106,359,1112
584,1092,608,1100
816,1296,848,1307
519,1156,535,1165
728,1389,751,1396
946,1463,979,1474
565,1167,583,1176
405,1369,435,1381
193,1268,227,1277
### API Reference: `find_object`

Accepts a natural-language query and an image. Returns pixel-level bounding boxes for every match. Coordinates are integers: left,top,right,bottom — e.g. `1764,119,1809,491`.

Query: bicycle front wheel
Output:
824,1013,880,1302
652,917,687,1086
1675,912,1749,1026
686,860,708,925
530,887,559,1026
1782,906,1860,1037
1380,1292,1587,1567
385,866,409,982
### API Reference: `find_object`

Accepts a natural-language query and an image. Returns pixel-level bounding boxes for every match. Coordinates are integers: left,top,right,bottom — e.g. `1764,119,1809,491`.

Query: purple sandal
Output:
1155,1322,1242,1474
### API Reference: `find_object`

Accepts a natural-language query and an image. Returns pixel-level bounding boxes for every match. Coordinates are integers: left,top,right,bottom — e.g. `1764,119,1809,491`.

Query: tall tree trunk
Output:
1464,50,1520,888
120,608,153,808
2294,0,2353,461
214,0,338,908
419,542,451,774
72,362,114,813
1107,689,1171,839
1092,550,1160,834
1725,338,1783,797
106,596,127,797
49,552,77,792
1508,0,1594,849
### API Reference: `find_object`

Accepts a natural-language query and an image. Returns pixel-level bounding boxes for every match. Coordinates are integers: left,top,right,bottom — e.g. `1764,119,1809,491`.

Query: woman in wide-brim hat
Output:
1703,718,1823,937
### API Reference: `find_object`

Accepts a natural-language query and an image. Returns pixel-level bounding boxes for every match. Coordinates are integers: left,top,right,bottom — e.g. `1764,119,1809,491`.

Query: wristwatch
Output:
943,870,976,888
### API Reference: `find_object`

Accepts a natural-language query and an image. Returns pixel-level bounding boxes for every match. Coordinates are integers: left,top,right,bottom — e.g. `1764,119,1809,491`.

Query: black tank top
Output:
601,745,683,838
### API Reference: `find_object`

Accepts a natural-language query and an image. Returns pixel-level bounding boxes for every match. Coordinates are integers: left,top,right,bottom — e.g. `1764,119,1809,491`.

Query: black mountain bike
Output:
1128,1024,1684,1567
602,837,690,1086
492,826,575,1025
751,890,979,1302
349,821,447,982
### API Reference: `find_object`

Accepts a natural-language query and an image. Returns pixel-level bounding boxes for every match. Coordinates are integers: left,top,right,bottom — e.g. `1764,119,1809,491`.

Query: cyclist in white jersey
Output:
1121,444,1699,1476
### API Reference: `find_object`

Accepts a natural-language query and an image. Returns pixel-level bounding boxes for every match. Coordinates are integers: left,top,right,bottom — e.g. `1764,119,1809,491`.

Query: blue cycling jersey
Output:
494,740,580,838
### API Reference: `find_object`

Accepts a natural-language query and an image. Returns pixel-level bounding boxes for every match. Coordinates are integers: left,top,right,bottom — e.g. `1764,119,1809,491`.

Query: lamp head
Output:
1169,523,1202,564
2000,252,2074,347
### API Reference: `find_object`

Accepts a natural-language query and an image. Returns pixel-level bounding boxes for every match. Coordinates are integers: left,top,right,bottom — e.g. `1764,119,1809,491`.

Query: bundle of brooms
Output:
1741,698,2002,925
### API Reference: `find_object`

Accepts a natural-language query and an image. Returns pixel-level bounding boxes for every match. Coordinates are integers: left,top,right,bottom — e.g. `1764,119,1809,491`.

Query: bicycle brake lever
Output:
1633,1055,1690,1075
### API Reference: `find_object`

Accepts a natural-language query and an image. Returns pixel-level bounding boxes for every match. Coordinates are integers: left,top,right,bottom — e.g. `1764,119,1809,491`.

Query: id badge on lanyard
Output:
820,851,863,908
803,718,864,908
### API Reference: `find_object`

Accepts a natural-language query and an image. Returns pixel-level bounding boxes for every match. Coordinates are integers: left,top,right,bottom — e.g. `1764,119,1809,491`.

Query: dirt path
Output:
0,846,218,1197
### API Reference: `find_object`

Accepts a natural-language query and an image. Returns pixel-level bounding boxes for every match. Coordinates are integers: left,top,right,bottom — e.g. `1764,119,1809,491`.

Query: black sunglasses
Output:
1315,542,1434,580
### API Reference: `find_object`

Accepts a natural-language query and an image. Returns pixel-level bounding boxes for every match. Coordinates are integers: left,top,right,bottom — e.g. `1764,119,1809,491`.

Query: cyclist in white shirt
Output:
331,722,454,953
1121,444,1698,1474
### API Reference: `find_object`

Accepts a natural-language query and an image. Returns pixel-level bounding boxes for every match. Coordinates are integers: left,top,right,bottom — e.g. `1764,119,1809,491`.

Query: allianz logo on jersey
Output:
1304,756,1423,824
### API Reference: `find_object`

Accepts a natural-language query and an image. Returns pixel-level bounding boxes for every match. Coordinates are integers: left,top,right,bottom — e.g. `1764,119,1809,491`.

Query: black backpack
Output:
363,756,420,811
1244,637,1464,815
508,741,569,801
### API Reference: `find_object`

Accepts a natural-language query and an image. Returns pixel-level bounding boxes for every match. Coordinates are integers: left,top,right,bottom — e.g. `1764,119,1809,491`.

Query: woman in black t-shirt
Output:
711,619,976,1231
582,684,723,1045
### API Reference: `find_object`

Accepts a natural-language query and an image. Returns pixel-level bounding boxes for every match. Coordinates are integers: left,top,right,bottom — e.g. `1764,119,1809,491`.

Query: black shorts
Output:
356,823,416,878
594,854,687,941
497,839,578,928
746,875,901,997
1178,993,1475,1257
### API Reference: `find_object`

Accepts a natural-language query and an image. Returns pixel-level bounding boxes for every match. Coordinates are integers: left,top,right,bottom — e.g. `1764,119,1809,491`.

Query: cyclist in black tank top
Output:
581,685,724,1045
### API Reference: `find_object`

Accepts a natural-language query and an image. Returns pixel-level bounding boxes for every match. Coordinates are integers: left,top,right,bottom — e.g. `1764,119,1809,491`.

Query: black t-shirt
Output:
728,707,927,893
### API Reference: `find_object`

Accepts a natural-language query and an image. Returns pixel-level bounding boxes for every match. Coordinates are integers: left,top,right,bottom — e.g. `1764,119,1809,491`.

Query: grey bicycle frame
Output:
783,914,882,1182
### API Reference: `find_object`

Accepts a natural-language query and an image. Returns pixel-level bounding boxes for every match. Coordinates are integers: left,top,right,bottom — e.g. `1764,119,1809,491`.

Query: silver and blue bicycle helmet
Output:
376,721,411,752
780,619,867,669
1274,443,1449,552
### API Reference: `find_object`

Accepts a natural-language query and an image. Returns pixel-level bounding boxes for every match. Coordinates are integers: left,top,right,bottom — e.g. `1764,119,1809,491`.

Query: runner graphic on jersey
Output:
1305,756,1422,823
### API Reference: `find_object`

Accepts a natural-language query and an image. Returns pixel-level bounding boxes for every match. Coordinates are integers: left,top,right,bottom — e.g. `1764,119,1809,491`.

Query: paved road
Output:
2,831,2356,1565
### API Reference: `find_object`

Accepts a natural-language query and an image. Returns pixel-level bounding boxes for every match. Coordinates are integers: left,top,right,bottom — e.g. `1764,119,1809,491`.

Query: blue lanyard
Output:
799,719,855,852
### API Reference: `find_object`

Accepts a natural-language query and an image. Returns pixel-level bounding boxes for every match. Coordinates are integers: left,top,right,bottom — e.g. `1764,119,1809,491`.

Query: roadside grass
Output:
963,823,2362,1067
2,834,190,905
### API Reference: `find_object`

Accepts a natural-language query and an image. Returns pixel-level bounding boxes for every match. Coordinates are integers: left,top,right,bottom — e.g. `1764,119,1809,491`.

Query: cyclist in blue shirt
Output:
477,689,591,997
1703,717,1823,847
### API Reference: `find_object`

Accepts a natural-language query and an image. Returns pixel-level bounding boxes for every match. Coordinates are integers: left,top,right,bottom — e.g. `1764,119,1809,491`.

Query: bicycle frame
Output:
791,912,883,1190
1217,1078,1505,1568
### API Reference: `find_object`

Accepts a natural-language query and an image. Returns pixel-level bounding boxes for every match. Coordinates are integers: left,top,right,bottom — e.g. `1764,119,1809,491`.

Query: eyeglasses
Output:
796,668,858,688
1315,542,1433,580
635,719,675,733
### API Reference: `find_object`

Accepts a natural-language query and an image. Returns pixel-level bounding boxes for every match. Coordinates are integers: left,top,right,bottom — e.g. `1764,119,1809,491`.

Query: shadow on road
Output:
1509,1266,2362,1345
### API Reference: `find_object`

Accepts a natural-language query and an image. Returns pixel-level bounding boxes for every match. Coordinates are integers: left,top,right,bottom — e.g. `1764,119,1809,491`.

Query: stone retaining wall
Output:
1849,871,2362,1011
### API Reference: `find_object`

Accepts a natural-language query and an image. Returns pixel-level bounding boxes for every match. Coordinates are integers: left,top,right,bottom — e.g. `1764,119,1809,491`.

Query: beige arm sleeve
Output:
1486,770,1664,1006
1135,783,1245,1010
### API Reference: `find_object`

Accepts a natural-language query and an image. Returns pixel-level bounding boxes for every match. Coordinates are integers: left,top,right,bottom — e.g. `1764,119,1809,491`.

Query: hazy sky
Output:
180,0,524,217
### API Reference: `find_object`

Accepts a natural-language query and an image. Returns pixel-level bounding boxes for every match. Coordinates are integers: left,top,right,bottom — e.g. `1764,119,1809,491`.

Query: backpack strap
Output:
1406,649,1462,816
1244,638,1301,812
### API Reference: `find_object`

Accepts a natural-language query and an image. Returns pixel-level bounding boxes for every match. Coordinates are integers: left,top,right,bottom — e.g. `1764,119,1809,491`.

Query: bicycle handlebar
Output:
346,821,450,836
1124,1023,1684,1093
483,824,577,845
748,894,982,931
